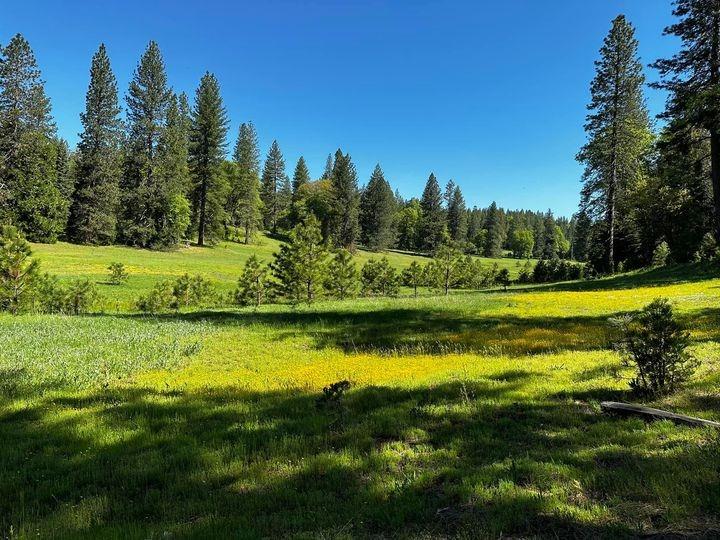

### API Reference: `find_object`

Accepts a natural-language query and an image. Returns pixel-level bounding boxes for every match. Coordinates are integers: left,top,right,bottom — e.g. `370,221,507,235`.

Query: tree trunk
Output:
712,129,720,243
198,177,207,246
607,179,616,273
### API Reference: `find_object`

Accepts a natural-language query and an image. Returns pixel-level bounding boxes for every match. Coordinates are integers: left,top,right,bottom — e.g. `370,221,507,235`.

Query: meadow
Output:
1,245,719,538
30,236,528,308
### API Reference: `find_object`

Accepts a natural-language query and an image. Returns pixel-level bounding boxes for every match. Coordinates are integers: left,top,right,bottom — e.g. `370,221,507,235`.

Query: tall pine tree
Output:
230,122,262,244
329,149,360,249
119,41,172,247
419,173,446,251
0,34,67,242
260,140,289,233
577,15,652,272
359,164,396,250
447,185,468,242
69,44,122,245
189,72,228,246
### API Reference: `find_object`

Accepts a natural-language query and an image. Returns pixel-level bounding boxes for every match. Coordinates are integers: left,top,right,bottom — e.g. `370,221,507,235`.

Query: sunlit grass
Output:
1,253,719,537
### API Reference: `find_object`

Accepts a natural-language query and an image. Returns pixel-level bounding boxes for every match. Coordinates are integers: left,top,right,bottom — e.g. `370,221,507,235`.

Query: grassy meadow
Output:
1,244,720,538
30,236,528,308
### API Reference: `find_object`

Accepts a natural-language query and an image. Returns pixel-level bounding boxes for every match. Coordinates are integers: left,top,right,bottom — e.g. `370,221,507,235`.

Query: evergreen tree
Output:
0,225,39,314
189,72,229,246
325,249,358,299
359,164,396,250
155,93,192,246
271,215,328,303
234,254,272,307
447,185,468,242
425,242,464,295
484,201,504,257
571,210,592,261
288,156,311,227
260,140,289,233
443,179,457,209
652,0,720,242
401,261,424,297
322,153,334,179
541,211,559,259
419,173,446,251
0,34,67,242
361,257,399,296
230,122,262,243
69,44,122,245
577,15,652,272
118,41,173,246
329,149,360,249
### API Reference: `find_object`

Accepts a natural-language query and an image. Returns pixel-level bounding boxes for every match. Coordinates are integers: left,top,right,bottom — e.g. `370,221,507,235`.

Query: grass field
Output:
30,236,530,308
1,247,719,538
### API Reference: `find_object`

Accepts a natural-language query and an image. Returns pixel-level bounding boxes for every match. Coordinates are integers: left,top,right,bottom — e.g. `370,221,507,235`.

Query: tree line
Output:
576,2,720,273
0,34,572,259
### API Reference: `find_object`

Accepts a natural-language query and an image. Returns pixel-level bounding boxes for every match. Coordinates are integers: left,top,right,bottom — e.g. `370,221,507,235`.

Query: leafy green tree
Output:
447,185,468,242
484,202,504,257
63,278,100,315
325,249,358,300
69,44,122,245
230,122,262,244
361,257,399,296
425,242,464,295
235,254,272,307
396,198,422,251
271,215,328,303
359,164,396,250
510,228,534,258
0,225,39,314
652,241,671,267
401,261,424,297
419,173,446,251
119,41,172,247
261,140,289,233
189,72,229,246
577,15,652,272
0,34,67,242
652,1,720,243
330,149,360,249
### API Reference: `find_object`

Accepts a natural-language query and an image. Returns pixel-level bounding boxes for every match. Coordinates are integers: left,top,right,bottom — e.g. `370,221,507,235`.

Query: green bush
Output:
107,262,128,285
361,257,399,297
613,298,698,397
235,255,273,307
651,241,671,267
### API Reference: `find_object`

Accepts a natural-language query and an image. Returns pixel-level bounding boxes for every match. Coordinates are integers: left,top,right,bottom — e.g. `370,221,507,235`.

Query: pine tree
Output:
359,164,396,250
571,210,592,261
325,248,358,299
230,122,262,244
288,156,311,228
68,44,122,245
401,261,424,297
322,153,334,179
484,201,504,257
0,34,67,242
652,0,720,243
577,15,652,272
271,215,328,303
189,72,229,246
0,225,40,314
234,254,272,307
329,149,360,249
425,242,464,295
447,185,468,242
443,179,457,209
541,211,559,259
260,140,289,233
419,173,446,251
119,41,172,246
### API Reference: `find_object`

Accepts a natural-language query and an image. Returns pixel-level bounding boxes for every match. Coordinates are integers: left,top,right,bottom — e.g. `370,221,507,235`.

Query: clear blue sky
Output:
2,1,677,217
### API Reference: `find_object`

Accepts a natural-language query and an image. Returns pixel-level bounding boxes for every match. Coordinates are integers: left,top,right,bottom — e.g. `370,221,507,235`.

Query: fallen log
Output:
600,401,720,429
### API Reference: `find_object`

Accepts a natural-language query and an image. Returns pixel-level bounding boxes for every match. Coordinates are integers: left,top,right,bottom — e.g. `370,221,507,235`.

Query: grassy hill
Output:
1,262,719,537
31,236,530,307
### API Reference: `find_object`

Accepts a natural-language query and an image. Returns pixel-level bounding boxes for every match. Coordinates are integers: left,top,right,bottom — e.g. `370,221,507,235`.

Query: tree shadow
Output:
2,375,719,537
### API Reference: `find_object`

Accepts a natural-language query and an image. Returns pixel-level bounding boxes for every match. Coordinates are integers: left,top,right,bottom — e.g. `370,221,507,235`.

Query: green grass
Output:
2,245,720,538
31,236,530,308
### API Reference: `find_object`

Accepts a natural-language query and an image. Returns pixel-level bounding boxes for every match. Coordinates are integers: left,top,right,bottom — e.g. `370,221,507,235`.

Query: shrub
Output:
63,278,100,315
361,257,399,297
651,241,671,267
424,243,465,294
235,255,273,307
107,262,128,285
136,280,175,313
495,268,511,290
613,298,698,397
325,249,358,300
517,260,534,284
172,274,215,308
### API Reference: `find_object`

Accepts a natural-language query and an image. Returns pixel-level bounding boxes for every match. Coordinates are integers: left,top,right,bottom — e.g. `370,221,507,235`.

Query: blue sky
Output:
2,1,677,217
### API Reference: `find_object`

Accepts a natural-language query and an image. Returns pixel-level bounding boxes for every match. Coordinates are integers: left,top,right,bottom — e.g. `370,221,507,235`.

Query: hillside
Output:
30,236,531,307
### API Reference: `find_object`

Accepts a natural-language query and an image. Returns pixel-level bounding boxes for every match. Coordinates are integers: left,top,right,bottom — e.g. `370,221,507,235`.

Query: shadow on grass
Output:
1,377,719,538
